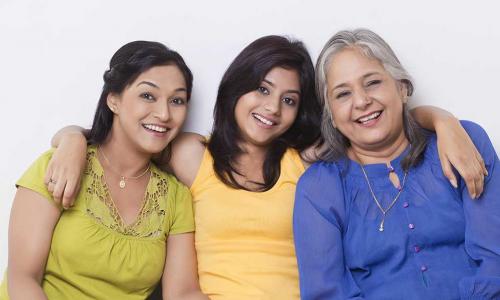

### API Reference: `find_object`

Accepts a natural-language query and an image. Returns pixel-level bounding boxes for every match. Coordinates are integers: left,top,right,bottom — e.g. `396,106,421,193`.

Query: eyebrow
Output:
331,72,382,92
263,79,301,95
137,81,187,93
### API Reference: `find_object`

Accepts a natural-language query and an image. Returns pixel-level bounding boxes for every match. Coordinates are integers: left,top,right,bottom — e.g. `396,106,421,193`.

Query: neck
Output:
349,131,409,165
99,128,151,177
237,141,269,165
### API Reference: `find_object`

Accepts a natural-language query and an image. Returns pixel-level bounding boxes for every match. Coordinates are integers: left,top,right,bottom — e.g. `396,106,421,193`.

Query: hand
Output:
44,132,87,208
435,117,488,199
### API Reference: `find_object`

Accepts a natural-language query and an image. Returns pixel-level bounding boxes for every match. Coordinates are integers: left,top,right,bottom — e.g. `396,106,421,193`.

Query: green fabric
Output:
0,146,194,299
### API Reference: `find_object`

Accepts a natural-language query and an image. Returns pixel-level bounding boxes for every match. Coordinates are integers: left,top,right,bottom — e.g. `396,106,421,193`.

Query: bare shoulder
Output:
170,132,207,187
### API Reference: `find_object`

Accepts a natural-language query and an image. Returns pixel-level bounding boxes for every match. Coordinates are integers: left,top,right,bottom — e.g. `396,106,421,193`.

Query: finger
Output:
62,179,78,209
44,162,54,186
476,153,488,177
440,156,458,188
463,172,477,199
474,171,484,198
52,177,67,206
47,181,55,194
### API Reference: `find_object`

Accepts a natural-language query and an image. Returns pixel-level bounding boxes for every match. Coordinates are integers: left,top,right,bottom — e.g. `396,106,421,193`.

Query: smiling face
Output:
234,67,301,148
327,48,408,152
107,65,188,154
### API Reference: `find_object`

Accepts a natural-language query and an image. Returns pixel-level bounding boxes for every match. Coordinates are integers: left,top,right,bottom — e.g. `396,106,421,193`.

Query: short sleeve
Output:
168,178,195,235
16,149,62,211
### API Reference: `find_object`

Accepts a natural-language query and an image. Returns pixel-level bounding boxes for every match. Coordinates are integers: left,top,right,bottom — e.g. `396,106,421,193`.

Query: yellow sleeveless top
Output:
190,147,305,300
0,146,194,300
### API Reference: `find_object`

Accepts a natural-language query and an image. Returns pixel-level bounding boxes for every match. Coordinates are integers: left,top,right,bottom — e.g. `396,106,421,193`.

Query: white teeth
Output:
358,111,381,123
252,113,275,126
143,124,167,133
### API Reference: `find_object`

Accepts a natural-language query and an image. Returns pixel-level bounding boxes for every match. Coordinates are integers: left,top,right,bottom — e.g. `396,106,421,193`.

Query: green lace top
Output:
0,145,195,299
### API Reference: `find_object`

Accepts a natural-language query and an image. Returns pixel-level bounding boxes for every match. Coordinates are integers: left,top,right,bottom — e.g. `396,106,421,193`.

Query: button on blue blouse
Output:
294,121,500,300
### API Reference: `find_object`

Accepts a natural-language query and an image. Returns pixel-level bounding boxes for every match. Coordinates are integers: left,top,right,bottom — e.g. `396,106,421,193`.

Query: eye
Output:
366,79,381,87
140,92,155,101
257,86,270,95
282,97,296,106
170,97,186,105
336,91,351,99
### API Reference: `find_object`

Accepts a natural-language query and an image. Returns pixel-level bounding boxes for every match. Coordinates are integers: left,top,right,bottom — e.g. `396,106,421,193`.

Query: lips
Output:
142,123,169,133
252,113,277,126
355,110,382,125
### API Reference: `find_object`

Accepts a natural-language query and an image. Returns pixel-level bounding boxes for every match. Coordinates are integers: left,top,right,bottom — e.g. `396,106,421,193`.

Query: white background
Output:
1,0,499,273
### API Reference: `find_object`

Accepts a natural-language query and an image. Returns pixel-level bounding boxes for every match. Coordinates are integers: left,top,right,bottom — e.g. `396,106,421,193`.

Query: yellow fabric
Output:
191,147,305,300
0,145,194,300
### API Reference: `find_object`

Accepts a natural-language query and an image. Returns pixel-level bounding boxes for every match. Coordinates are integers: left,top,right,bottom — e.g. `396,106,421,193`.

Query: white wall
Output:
1,0,499,273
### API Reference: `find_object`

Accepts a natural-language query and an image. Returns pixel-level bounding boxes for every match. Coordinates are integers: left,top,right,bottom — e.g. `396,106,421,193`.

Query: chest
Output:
193,180,297,242
343,168,466,269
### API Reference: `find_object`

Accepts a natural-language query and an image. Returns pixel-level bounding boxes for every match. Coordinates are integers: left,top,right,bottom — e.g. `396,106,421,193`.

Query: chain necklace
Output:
357,160,408,232
99,146,151,189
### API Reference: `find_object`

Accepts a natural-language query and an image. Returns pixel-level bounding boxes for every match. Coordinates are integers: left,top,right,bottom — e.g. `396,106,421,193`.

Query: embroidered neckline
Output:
83,145,168,238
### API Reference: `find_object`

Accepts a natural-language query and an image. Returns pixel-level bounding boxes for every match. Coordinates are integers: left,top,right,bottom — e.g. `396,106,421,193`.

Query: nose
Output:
352,88,372,109
154,100,171,122
263,95,281,115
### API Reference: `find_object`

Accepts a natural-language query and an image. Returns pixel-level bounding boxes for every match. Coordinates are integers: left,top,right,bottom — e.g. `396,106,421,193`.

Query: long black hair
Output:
88,41,193,144
208,35,321,191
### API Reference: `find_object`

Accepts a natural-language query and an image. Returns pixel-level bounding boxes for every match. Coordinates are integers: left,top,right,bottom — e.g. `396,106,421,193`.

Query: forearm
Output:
51,125,88,147
8,273,48,300
410,105,458,131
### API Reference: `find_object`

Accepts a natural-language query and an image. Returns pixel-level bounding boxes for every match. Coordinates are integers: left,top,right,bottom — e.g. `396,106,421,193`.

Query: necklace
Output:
357,161,408,232
99,146,151,189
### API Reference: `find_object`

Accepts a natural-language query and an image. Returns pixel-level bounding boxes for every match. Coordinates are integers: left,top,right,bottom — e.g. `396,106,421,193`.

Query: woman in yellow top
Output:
1,41,207,300
47,36,486,299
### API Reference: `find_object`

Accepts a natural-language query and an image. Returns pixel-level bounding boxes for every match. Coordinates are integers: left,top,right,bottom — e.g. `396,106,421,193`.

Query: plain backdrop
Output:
1,0,499,274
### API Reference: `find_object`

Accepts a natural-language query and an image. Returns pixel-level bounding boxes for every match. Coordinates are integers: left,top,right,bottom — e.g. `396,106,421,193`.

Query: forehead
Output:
133,65,186,90
327,48,386,84
264,67,300,89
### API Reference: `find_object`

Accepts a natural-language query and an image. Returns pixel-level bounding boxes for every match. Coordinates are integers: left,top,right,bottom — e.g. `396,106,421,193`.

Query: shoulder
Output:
170,132,207,187
297,160,344,201
295,160,347,226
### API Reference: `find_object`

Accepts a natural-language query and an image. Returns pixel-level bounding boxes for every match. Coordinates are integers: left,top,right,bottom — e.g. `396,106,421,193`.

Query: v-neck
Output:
91,146,154,229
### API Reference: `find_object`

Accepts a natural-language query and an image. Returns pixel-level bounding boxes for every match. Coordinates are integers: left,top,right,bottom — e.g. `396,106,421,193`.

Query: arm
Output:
458,122,500,299
411,105,487,198
162,233,208,300
294,165,364,300
7,188,61,300
169,133,206,187
45,125,88,208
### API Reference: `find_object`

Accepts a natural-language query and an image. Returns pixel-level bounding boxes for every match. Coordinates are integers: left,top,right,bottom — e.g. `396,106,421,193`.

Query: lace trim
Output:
84,146,168,238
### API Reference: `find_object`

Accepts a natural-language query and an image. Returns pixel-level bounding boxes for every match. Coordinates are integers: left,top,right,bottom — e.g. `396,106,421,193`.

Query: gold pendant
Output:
119,177,126,189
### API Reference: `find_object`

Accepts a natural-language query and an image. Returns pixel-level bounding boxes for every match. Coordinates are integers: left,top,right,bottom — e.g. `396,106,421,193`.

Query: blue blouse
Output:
294,121,500,300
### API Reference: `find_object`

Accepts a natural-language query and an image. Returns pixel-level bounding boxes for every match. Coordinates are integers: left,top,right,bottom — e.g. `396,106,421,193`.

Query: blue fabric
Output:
294,121,500,300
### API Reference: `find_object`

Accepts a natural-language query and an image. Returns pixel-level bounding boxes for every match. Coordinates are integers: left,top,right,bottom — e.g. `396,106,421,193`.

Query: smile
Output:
252,113,276,126
143,124,169,133
356,111,382,125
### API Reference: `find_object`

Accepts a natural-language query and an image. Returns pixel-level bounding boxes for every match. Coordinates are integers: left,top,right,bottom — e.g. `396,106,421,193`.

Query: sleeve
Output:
458,121,500,299
16,149,62,211
169,178,195,235
293,163,364,300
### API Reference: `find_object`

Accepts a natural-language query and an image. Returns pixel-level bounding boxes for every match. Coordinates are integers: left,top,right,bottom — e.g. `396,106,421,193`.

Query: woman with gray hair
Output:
293,29,500,299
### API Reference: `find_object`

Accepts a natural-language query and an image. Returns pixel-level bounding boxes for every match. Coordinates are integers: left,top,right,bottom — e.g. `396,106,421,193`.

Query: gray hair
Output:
316,28,426,170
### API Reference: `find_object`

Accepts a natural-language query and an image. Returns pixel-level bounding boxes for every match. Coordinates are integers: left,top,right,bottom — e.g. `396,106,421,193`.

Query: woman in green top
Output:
1,41,208,300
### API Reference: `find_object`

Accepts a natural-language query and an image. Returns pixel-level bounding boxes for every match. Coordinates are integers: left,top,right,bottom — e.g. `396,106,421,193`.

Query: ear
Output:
399,82,409,103
107,93,120,114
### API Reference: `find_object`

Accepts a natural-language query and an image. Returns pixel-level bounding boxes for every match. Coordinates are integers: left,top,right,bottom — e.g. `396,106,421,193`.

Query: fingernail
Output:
449,178,458,188
485,170,489,176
